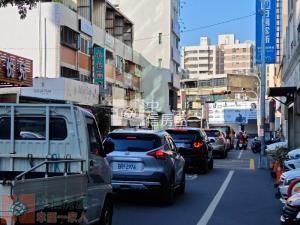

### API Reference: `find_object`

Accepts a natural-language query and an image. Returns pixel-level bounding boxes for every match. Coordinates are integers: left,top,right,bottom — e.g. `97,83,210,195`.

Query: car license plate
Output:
176,143,187,148
114,162,138,171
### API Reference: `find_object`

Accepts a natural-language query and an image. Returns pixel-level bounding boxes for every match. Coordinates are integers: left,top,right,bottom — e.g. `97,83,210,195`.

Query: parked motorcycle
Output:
281,193,300,225
251,137,281,154
251,137,261,153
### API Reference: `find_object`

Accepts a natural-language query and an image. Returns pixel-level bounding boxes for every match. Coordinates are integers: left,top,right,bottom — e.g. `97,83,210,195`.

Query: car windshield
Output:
166,130,201,142
108,133,161,152
205,130,221,137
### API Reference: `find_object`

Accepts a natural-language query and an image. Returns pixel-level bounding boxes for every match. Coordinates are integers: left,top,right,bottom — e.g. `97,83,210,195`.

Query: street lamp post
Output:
259,0,268,169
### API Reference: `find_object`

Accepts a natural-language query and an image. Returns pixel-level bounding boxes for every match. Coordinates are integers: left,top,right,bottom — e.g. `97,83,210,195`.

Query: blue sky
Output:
180,0,256,47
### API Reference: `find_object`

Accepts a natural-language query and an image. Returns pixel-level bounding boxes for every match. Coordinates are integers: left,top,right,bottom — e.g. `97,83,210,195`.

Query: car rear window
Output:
166,130,201,142
204,130,221,137
108,133,161,152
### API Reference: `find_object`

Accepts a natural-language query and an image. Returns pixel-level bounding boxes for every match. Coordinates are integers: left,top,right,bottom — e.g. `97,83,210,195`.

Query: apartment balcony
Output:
172,19,180,38
124,72,132,88
105,64,116,83
172,47,181,64
132,75,140,90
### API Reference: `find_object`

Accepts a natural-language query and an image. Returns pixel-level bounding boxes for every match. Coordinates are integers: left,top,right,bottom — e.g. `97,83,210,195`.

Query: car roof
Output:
166,127,201,131
110,128,167,137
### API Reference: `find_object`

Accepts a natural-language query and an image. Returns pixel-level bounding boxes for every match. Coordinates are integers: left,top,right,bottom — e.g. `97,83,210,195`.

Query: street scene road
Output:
1,0,300,225
114,150,282,225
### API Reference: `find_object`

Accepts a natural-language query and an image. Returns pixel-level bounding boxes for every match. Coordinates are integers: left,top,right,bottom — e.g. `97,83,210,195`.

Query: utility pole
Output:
259,0,268,168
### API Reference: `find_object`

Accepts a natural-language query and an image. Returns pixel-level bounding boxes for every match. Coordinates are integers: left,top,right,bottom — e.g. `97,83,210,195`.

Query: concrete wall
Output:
112,0,174,71
0,3,60,78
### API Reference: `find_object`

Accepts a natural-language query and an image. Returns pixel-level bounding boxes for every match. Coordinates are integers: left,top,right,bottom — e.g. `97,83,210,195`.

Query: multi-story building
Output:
218,34,254,75
272,0,300,148
182,34,255,79
182,37,218,78
0,0,146,129
110,0,181,113
178,73,260,132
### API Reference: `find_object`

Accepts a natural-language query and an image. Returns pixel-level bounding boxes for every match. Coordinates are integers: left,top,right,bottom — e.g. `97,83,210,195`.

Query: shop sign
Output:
0,50,33,86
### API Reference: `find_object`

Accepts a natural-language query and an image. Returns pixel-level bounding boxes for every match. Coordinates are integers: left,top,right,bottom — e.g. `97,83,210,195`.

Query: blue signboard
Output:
256,0,277,64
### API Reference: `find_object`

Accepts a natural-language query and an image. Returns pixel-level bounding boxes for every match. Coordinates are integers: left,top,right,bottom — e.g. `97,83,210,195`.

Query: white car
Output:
277,169,300,203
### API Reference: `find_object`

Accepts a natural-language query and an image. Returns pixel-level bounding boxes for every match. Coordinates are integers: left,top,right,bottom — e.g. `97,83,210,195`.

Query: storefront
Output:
0,77,99,106
269,87,297,148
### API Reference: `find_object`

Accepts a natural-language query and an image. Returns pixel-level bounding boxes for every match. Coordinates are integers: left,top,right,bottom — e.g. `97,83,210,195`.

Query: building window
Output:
158,33,162,44
80,36,91,54
80,74,91,83
61,66,79,80
243,48,247,53
61,26,79,50
158,58,162,68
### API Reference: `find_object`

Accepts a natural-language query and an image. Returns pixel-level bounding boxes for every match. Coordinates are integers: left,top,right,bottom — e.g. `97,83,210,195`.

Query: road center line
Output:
238,150,244,159
196,170,234,225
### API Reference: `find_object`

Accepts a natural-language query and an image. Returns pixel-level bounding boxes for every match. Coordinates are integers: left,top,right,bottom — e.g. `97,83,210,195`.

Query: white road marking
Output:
196,170,234,225
238,150,244,159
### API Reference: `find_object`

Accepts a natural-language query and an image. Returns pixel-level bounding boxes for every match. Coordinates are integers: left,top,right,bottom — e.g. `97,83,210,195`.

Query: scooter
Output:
281,192,300,225
251,137,261,153
238,138,248,150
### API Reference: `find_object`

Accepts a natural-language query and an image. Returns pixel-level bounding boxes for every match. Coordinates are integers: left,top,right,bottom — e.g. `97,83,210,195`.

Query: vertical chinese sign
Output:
256,0,277,64
93,46,106,89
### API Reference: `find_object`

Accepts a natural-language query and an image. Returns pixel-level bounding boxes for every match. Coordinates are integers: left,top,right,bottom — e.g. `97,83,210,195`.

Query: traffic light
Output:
211,91,231,95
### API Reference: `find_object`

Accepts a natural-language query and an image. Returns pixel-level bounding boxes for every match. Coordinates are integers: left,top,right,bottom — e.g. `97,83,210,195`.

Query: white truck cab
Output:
0,103,113,225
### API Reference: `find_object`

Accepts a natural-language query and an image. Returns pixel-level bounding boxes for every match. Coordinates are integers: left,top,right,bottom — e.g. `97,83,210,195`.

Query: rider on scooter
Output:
236,131,248,150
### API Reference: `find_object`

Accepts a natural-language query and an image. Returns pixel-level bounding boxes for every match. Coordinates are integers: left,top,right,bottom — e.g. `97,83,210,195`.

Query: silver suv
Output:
105,129,185,204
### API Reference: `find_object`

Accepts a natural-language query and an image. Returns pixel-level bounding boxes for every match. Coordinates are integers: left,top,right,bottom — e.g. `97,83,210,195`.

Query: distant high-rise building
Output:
182,34,255,78
182,37,218,78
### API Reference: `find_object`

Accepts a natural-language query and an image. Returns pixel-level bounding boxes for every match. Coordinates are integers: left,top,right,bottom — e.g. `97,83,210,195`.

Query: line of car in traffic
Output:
104,127,231,205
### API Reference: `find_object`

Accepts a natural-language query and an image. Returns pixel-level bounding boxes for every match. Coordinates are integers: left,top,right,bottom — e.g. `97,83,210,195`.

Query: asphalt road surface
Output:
113,149,283,225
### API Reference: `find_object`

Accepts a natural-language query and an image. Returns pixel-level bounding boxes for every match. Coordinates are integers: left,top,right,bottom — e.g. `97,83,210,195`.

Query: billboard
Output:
256,0,277,64
93,47,105,89
208,101,257,124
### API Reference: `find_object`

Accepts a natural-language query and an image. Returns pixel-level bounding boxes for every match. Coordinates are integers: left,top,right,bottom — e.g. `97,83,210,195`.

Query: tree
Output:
0,0,38,19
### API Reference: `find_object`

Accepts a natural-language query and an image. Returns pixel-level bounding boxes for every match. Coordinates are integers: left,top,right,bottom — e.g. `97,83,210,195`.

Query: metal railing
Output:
15,159,85,181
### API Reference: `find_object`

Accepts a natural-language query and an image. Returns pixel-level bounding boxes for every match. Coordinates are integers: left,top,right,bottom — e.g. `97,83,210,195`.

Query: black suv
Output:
166,128,213,173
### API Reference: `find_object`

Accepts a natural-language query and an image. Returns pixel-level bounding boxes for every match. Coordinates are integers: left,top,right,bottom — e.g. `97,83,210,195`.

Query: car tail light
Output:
193,141,204,149
147,149,167,160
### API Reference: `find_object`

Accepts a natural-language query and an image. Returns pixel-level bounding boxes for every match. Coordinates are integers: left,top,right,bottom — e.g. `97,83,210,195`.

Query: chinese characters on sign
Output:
0,50,33,86
93,47,105,89
255,0,277,64
111,100,175,129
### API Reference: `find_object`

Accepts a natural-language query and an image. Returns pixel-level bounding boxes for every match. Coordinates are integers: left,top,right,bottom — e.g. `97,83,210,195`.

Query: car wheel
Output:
200,160,209,174
99,197,113,225
178,171,186,195
161,177,175,205
209,158,214,170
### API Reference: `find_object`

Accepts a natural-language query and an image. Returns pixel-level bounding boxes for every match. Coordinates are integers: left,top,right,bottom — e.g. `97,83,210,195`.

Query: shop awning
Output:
268,87,297,105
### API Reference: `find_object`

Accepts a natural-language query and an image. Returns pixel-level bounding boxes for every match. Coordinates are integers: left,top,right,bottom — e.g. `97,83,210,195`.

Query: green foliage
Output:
0,0,38,19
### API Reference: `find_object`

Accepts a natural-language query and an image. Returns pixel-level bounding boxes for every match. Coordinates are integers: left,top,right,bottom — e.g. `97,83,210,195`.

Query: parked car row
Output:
103,127,231,205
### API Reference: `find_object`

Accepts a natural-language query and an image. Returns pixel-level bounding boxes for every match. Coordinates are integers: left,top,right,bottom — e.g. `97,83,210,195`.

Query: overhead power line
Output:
134,12,256,42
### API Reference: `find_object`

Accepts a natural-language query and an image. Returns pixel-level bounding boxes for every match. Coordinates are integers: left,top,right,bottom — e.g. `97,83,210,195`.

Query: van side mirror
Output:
103,139,114,154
